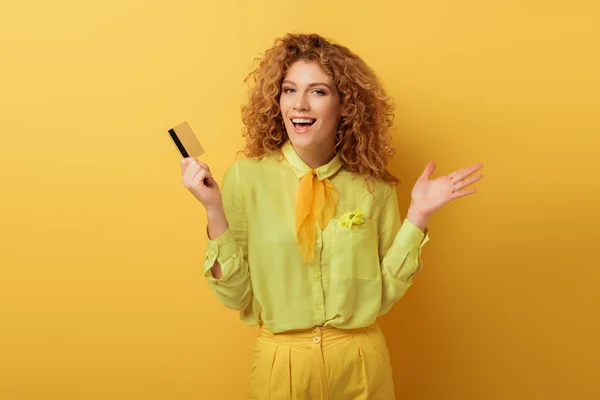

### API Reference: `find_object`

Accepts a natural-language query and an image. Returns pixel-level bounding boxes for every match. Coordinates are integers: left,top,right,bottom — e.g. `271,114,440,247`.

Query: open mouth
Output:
291,118,317,128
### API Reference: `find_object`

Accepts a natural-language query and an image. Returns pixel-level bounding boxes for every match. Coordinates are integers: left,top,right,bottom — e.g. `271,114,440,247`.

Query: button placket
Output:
311,228,325,319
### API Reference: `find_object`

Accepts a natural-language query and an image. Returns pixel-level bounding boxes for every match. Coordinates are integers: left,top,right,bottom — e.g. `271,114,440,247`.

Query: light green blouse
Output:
203,141,430,333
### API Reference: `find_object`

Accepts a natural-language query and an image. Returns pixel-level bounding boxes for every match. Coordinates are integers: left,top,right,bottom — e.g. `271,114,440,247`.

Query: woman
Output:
181,33,483,399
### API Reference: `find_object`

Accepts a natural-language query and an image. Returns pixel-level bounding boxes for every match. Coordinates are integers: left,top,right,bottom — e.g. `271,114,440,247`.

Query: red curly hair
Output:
240,33,399,188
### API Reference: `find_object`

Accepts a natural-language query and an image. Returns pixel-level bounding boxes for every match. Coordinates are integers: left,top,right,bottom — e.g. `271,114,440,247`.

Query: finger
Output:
183,162,201,182
196,161,211,172
184,159,211,177
451,187,477,200
194,167,211,181
181,156,205,168
449,164,484,182
452,173,483,191
420,160,436,180
194,168,210,187
180,157,194,172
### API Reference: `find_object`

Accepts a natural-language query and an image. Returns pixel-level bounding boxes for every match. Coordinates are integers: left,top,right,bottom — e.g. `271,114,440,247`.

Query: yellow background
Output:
1,0,599,399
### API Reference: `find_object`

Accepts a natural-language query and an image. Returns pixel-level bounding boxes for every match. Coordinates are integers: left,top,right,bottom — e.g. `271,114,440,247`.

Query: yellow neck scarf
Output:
295,170,338,263
280,141,343,263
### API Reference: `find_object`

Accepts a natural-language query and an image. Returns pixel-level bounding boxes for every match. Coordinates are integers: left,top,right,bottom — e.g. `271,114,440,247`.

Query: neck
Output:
293,144,336,170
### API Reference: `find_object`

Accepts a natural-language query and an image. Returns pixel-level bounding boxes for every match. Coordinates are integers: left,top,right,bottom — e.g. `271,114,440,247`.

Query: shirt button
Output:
313,336,321,344
316,239,321,244
314,273,320,279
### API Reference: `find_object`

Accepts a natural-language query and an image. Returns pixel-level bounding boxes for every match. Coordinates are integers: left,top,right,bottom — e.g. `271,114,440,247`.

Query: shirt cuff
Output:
203,226,238,280
386,219,430,281
396,218,430,250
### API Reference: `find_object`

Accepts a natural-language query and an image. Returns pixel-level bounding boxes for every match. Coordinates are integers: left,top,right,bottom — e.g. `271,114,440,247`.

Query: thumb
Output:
420,160,436,180
180,157,197,174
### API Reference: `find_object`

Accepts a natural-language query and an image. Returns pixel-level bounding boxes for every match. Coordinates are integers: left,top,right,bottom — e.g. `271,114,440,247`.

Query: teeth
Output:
292,118,315,124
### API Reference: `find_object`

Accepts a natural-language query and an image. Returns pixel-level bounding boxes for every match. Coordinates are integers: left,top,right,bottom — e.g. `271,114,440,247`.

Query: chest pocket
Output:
330,216,380,280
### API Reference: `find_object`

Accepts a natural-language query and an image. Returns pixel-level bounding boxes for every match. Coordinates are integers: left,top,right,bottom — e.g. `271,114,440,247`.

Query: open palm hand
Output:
410,161,484,217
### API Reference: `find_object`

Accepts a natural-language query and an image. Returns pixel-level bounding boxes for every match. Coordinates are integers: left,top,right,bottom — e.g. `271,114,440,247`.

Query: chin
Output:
288,134,313,148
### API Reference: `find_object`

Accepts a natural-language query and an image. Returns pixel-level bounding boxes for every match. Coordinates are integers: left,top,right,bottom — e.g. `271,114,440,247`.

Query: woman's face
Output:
280,60,345,159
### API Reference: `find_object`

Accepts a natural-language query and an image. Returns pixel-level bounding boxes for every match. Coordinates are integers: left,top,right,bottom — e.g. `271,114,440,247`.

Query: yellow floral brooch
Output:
339,208,365,228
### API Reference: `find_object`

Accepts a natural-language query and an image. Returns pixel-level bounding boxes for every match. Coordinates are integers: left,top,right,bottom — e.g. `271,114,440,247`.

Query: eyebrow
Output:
282,80,332,90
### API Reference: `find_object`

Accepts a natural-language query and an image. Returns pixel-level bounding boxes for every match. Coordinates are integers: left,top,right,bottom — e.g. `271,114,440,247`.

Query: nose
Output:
294,93,310,111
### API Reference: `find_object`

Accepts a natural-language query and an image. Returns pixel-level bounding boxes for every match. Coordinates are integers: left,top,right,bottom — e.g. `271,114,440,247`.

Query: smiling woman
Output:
278,60,347,167
240,34,400,187
180,32,483,399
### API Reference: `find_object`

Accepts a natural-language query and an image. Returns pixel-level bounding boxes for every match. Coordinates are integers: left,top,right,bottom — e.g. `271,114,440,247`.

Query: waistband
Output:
258,323,381,344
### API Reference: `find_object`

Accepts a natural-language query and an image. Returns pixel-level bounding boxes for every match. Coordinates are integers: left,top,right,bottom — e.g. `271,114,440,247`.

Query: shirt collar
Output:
281,140,343,180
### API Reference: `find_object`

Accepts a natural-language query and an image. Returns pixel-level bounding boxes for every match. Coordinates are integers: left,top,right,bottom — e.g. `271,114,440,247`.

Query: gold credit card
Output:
168,121,205,158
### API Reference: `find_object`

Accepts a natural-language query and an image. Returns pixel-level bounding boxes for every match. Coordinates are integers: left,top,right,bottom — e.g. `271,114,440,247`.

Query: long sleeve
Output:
203,162,252,311
198,144,431,332
377,184,430,315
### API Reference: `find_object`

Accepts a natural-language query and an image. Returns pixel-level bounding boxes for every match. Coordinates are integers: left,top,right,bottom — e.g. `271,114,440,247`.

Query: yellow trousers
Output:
248,323,395,399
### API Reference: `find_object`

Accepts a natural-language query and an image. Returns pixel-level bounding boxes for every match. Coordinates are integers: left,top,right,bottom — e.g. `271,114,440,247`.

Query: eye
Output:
283,87,295,93
313,89,326,95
